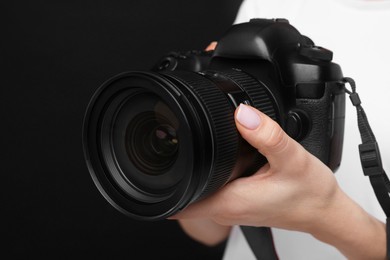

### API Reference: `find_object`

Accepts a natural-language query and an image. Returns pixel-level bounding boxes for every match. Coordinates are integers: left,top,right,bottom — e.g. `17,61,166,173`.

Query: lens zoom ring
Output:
168,71,239,198
222,70,278,121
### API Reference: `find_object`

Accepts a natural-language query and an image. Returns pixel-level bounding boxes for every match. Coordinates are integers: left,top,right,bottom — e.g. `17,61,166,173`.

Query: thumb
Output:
235,104,308,171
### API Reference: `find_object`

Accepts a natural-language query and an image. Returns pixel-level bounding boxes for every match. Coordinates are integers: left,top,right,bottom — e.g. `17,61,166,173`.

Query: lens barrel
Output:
83,70,277,220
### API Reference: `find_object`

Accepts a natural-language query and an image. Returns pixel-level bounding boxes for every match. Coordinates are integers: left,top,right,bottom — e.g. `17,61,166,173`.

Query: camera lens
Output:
83,70,276,220
126,112,179,175
108,90,186,199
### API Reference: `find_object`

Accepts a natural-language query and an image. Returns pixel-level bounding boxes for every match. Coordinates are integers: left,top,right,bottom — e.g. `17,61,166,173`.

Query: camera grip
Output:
295,82,345,172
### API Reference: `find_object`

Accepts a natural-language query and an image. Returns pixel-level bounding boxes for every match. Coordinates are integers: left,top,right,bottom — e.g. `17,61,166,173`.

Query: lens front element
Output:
126,111,179,176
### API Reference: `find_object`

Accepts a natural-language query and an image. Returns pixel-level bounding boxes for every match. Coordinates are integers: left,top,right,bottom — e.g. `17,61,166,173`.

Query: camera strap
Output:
240,226,278,260
241,78,389,260
342,77,390,259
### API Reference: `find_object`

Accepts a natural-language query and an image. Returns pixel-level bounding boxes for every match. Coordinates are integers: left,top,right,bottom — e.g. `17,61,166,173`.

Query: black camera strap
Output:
241,78,389,260
240,226,278,260
342,77,390,259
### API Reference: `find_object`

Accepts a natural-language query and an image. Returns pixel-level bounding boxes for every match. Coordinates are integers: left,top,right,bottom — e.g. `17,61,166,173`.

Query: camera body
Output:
154,18,345,171
83,18,345,220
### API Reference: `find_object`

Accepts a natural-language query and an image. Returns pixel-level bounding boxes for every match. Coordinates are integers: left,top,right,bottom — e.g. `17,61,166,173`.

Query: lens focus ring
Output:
163,71,239,198
222,70,278,121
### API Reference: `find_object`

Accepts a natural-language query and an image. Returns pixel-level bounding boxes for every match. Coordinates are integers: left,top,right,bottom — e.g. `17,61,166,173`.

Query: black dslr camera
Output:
83,19,346,220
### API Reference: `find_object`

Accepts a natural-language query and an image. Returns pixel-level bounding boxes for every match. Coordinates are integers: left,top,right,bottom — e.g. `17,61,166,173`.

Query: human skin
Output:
173,104,386,260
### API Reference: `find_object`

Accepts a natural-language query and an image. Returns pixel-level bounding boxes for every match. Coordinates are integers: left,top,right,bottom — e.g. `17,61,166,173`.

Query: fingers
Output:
169,180,246,221
205,41,218,51
169,191,221,220
235,104,309,172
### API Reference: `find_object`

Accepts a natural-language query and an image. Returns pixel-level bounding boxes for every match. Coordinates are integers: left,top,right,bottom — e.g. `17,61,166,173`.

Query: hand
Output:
172,104,385,259
173,104,339,231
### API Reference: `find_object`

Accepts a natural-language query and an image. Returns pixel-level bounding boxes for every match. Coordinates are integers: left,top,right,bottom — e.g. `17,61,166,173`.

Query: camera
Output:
83,19,346,220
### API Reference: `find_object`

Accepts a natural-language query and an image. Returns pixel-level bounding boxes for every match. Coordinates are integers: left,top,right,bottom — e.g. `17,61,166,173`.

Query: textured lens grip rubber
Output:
222,69,278,121
167,71,239,198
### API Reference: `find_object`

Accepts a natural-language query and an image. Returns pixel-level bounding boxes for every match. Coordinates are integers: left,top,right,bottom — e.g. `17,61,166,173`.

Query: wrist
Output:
307,188,386,259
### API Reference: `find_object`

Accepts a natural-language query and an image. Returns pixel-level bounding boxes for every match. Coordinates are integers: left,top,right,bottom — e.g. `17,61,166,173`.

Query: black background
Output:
2,1,243,259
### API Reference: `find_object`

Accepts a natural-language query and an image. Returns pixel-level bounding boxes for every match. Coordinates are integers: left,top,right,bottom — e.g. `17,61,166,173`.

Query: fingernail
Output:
236,104,261,130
